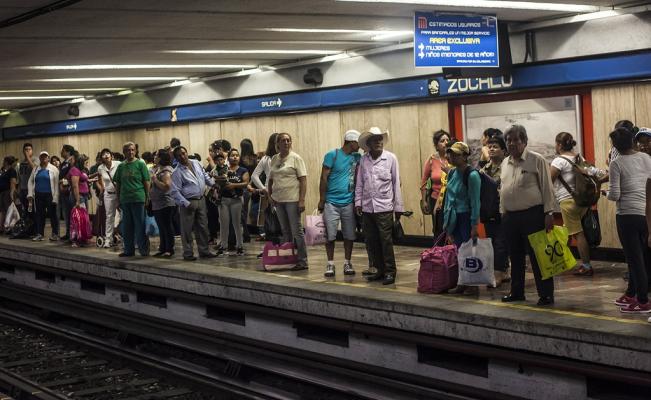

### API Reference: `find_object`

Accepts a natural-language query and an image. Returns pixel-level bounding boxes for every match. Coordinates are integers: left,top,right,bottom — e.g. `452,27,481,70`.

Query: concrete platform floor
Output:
5,234,650,327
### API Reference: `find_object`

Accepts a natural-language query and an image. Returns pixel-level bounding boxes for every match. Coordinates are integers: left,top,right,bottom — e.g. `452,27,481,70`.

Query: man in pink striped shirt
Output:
355,127,404,285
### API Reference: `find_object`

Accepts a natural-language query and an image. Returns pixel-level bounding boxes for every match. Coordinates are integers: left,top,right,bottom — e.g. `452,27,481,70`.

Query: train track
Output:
0,282,492,400
0,309,315,400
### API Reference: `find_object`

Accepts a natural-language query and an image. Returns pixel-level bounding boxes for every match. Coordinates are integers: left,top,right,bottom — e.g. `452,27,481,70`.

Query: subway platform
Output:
0,236,649,398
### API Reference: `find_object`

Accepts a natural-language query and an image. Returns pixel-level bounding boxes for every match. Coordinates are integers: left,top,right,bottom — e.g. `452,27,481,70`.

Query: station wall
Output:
592,82,651,248
0,81,649,248
0,100,449,237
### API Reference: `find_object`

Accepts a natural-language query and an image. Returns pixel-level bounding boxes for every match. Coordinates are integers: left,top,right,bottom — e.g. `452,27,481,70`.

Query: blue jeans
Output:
121,202,148,256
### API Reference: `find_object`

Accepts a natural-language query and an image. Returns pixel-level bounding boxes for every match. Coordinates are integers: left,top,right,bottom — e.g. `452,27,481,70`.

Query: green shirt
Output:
114,159,150,204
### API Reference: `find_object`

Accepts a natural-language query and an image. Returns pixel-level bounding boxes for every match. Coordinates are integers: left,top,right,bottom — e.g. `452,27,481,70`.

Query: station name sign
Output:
414,12,499,68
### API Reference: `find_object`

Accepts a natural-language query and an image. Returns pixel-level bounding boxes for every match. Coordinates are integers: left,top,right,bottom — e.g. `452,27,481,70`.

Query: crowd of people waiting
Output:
0,119,650,315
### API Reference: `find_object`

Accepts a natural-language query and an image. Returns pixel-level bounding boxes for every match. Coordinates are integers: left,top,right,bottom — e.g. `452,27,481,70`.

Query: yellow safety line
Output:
268,272,649,325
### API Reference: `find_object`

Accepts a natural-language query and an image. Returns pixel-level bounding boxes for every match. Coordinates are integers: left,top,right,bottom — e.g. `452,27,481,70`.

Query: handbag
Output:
392,219,405,241
261,241,299,271
305,210,327,246
581,208,601,248
70,206,93,243
457,238,496,286
264,205,283,243
417,233,459,294
528,226,576,280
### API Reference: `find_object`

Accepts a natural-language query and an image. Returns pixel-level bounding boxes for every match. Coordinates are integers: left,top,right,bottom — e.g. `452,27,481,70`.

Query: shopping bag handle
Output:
433,232,447,246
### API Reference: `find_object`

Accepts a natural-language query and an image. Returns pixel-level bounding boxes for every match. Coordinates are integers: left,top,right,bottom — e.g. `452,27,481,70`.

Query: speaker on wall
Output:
67,105,79,117
303,68,323,86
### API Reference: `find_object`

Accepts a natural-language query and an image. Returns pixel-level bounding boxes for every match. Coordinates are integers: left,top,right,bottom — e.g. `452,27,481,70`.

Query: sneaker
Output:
49,235,59,242
620,302,651,314
216,247,225,256
32,234,44,241
324,264,335,277
103,240,114,248
343,263,355,276
236,247,245,256
614,294,636,307
362,267,377,276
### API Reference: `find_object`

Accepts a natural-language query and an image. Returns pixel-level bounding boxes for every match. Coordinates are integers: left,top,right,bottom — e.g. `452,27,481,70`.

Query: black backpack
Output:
453,167,500,223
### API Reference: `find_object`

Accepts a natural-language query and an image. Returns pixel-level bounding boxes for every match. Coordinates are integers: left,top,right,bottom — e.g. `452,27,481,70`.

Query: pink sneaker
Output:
614,295,636,306
620,302,651,314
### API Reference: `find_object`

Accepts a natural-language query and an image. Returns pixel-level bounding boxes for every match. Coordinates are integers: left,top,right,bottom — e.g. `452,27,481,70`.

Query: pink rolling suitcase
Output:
418,233,458,294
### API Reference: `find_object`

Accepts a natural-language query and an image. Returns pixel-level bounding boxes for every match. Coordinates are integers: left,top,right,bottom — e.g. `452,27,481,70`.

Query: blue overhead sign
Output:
414,12,498,68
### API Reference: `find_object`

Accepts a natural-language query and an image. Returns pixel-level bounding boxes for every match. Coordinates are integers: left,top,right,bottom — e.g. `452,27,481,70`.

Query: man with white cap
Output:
355,127,404,285
318,129,362,277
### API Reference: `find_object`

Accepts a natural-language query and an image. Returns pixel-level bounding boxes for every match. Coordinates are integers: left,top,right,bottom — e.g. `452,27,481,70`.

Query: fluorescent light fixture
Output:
166,49,339,55
371,31,414,40
0,110,10,116
0,88,124,93
511,5,651,32
34,77,186,82
169,79,193,87
0,95,82,100
257,28,413,35
116,89,134,96
27,64,256,70
335,0,600,12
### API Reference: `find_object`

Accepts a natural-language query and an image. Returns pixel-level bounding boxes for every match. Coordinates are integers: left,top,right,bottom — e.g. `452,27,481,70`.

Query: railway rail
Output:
0,290,474,400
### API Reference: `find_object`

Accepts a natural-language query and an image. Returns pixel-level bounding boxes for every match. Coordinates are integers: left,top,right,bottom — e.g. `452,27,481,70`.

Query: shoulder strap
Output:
559,154,582,168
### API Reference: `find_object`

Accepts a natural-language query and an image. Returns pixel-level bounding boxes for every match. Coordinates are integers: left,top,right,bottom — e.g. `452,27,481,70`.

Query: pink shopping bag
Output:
305,211,327,246
261,241,299,271
70,206,93,244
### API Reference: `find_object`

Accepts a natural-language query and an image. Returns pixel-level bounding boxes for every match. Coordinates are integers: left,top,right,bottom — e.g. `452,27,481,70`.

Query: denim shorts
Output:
323,202,356,241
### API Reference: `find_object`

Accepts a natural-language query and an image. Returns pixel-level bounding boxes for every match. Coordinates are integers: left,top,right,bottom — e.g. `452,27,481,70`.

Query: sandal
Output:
573,265,594,277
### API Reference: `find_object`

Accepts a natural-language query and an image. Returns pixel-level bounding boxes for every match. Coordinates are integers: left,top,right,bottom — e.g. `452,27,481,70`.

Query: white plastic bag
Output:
4,203,19,230
457,238,496,287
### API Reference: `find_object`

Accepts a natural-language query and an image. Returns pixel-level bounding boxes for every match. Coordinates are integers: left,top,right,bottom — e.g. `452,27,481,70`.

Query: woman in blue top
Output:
27,151,60,241
443,141,481,294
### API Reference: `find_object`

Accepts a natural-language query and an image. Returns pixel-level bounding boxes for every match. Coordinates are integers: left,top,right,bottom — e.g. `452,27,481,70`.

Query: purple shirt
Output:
355,150,404,213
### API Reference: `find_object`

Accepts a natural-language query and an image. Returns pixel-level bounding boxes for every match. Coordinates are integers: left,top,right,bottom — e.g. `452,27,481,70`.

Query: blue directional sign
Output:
414,12,498,68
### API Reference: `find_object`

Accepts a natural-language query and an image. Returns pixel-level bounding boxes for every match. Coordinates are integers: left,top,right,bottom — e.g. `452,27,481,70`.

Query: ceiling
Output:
0,0,637,110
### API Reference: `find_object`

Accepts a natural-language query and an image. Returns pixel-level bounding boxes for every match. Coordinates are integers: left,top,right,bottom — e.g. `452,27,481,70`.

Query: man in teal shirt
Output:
318,130,361,278
114,142,150,257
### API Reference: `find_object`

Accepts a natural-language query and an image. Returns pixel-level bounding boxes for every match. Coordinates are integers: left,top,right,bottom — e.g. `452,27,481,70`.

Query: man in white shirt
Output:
96,148,121,247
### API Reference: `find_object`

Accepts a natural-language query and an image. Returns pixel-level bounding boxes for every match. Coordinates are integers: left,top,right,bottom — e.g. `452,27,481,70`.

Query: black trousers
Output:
503,205,554,298
34,192,58,237
206,198,219,240
616,214,649,303
362,212,396,275
153,206,176,254
484,218,509,272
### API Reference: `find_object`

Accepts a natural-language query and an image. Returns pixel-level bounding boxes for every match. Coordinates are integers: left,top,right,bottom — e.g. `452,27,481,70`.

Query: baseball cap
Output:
343,129,360,142
39,151,49,157
635,127,651,140
446,141,470,155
